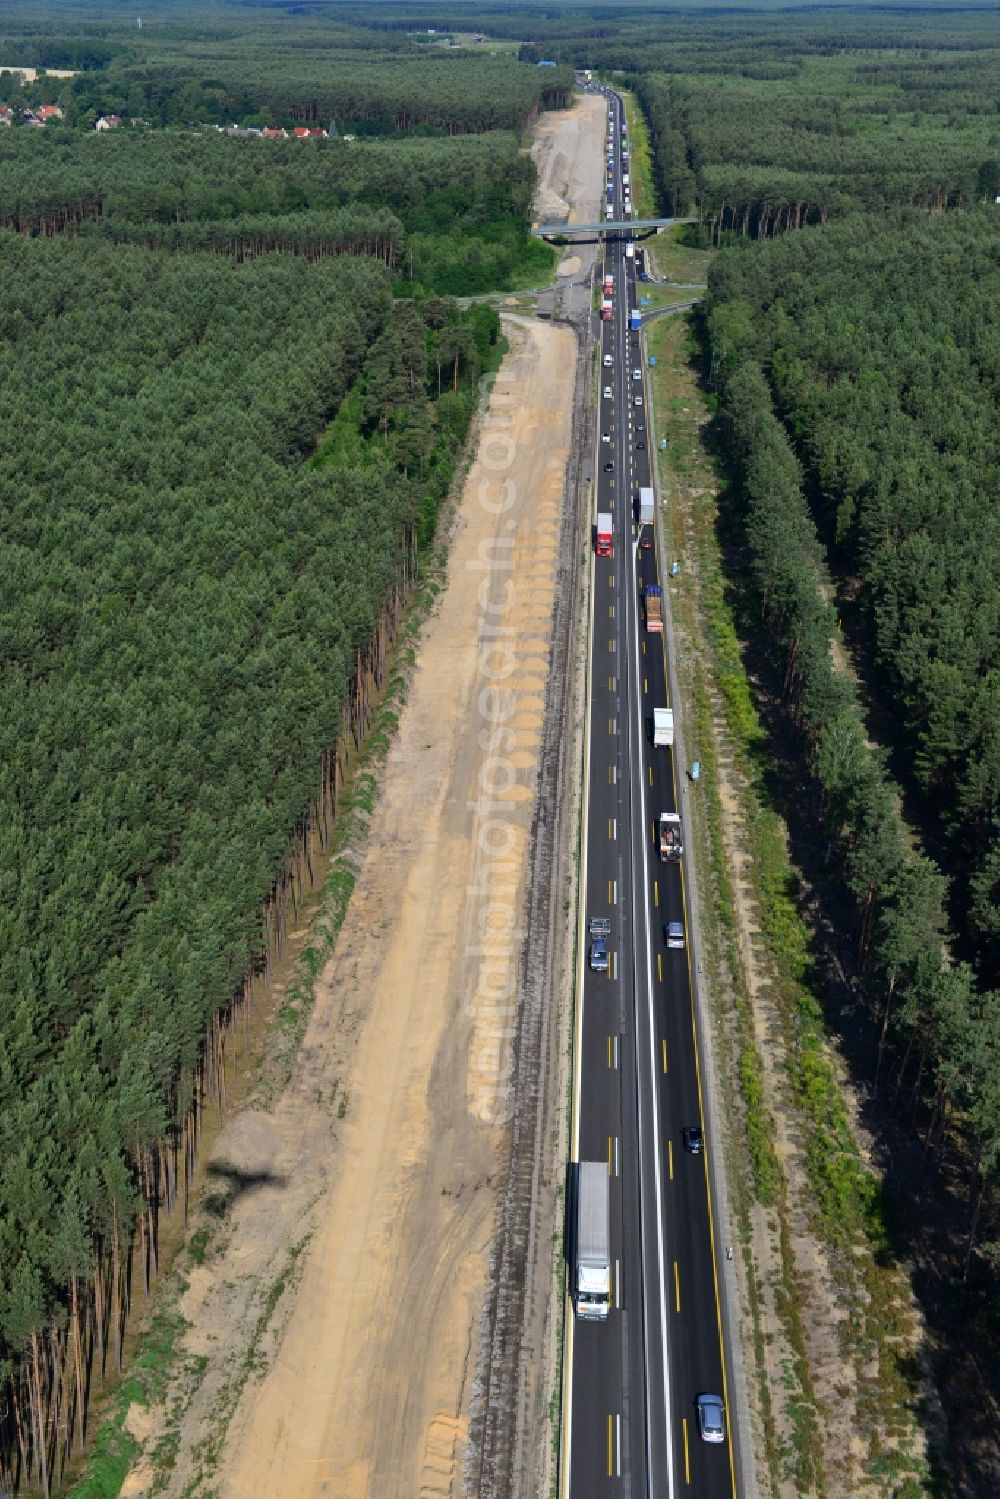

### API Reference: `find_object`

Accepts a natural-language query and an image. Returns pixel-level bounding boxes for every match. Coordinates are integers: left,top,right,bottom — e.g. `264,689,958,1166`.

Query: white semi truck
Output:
575,1162,611,1320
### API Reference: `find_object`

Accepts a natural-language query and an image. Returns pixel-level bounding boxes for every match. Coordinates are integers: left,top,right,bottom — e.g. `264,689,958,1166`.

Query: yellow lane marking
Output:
607,1414,613,1478
644,676,648,693
657,952,663,982
642,639,647,655
662,1038,669,1073
608,879,613,904
674,1259,681,1312
682,1418,691,1483
649,765,653,786
608,1034,612,1069
609,604,615,619
668,1137,674,1179
608,1137,613,1174
654,879,659,906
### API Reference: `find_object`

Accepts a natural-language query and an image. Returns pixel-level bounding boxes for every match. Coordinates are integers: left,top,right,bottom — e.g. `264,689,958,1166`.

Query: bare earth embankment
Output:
531,91,606,286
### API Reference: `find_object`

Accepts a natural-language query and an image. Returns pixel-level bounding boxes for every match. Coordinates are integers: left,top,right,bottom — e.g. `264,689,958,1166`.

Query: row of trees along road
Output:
708,210,1000,978
635,63,1000,236
706,214,1000,1436
0,229,501,1495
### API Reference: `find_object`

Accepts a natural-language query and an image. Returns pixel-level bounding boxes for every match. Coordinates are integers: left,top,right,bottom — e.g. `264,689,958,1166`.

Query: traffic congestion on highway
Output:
563,88,740,1499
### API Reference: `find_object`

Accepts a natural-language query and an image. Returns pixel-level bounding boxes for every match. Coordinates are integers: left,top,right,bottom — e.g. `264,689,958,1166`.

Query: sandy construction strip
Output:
532,91,605,229
532,91,607,283
202,316,575,1499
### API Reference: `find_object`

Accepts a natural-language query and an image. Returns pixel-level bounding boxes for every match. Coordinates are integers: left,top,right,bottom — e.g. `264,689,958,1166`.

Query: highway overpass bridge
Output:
531,216,692,239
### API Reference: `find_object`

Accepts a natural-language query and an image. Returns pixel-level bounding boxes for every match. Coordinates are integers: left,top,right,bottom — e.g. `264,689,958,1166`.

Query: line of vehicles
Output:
570,83,734,1491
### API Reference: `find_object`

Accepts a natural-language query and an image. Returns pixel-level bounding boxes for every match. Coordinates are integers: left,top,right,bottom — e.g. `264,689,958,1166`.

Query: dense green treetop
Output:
0,127,536,229
637,58,1000,224
707,209,1000,975
0,230,500,1370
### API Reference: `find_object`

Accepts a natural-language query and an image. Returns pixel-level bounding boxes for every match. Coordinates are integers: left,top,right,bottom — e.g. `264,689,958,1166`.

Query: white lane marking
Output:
565,226,606,1492
628,449,677,1499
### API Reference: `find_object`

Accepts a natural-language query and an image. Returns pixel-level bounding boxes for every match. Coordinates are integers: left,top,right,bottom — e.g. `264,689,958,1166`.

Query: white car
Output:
633,368,642,379
603,386,613,400
603,354,613,367
602,431,611,443
634,395,643,407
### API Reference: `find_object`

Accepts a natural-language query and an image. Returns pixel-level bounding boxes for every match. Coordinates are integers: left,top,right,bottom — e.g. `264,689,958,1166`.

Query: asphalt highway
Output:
564,90,739,1499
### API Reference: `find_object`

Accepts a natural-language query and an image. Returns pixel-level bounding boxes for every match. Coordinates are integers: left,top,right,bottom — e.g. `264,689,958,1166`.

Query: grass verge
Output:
619,89,656,220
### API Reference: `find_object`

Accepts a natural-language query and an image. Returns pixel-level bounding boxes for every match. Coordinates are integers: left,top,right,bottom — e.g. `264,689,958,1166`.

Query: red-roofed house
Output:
262,126,287,139
38,104,64,121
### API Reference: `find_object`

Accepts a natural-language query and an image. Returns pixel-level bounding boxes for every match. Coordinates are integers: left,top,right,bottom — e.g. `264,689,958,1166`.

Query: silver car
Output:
696,1394,725,1444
